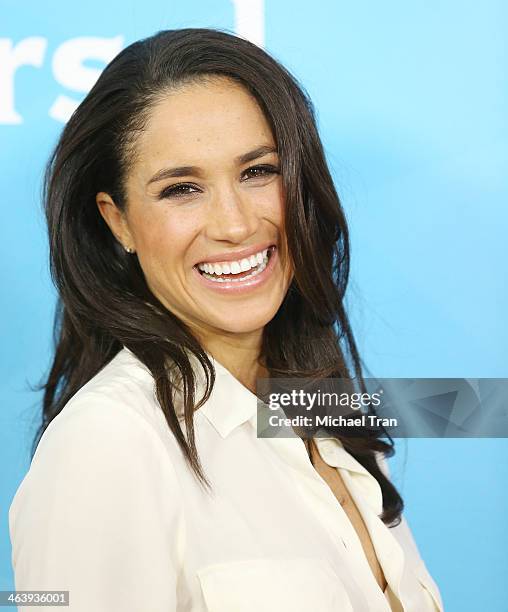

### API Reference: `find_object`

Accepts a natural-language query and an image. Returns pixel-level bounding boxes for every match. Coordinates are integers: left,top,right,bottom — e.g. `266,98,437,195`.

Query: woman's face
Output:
98,76,293,339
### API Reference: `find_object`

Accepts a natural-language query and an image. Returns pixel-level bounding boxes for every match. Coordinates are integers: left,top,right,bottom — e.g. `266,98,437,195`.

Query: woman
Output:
9,28,443,611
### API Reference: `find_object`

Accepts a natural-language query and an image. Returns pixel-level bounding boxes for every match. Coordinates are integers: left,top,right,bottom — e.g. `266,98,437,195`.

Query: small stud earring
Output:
124,245,134,254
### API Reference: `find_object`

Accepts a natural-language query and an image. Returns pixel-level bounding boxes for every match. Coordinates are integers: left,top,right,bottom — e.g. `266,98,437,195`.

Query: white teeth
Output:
197,247,274,277
240,258,251,272
201,257,269,283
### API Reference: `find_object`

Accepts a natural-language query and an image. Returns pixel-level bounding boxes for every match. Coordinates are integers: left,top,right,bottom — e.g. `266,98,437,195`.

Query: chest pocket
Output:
196,557,354,612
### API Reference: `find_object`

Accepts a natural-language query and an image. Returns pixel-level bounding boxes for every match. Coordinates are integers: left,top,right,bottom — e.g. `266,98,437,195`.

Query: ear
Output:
96,192,135,253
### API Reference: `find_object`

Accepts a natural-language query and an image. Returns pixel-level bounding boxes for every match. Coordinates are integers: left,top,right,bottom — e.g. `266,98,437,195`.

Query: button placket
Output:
263,436,381,609
288,438,397,610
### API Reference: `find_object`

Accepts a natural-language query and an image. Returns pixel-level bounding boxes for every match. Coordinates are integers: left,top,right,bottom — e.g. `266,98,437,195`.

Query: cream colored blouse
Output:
9,346,444,611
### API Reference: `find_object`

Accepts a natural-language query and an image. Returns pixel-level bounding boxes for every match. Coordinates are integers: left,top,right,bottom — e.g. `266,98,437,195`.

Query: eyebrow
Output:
146,144,278,186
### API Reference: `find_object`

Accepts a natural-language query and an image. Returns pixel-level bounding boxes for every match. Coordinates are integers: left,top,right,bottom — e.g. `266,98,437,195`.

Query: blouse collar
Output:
194,351,259,439
121,344,383,513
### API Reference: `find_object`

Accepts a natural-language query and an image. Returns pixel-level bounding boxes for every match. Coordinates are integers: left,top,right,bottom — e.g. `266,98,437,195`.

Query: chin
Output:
210,309,279,335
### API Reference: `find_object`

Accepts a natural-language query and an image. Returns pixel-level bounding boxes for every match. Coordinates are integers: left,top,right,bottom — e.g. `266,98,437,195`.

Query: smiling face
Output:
97,76,293,345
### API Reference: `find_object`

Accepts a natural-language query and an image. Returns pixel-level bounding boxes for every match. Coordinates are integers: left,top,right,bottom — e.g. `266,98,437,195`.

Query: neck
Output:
198,330,267,394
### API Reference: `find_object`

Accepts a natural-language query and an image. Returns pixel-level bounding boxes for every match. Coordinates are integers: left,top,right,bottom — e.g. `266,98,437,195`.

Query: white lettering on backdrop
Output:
0,1,265,125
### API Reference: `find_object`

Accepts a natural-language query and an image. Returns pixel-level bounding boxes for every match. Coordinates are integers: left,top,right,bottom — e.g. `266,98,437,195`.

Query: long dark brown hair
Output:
33,28,403,526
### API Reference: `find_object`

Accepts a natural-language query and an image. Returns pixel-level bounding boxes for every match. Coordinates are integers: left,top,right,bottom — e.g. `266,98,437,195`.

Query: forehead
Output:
132,77,275,174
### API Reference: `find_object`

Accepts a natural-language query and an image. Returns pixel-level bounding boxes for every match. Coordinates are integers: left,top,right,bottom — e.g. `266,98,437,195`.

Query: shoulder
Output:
58,346,160,425
36,346,176,459
8,349,187,605
9,347,182,530
32,346,178,473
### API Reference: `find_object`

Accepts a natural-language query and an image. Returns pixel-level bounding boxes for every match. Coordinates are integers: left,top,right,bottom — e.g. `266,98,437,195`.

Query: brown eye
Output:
158,183,200,199
242,165,280,180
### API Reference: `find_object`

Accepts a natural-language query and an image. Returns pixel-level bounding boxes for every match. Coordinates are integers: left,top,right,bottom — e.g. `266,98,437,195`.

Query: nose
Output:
203,184,259,244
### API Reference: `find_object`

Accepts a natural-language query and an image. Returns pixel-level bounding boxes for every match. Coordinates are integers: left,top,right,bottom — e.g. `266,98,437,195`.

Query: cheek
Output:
252,182,286,223
134,209,199,269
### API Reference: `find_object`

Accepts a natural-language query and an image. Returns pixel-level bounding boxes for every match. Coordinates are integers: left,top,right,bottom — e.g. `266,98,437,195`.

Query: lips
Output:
194,242,276,268
199,246,274,279
192,244,278,294
197,246,275,277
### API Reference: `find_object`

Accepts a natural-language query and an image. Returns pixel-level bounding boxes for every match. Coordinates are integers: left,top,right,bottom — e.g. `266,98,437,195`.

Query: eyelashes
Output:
157,164,280,200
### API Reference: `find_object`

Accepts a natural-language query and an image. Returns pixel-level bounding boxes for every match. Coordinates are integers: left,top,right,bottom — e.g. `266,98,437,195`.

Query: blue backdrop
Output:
1,1,507,610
